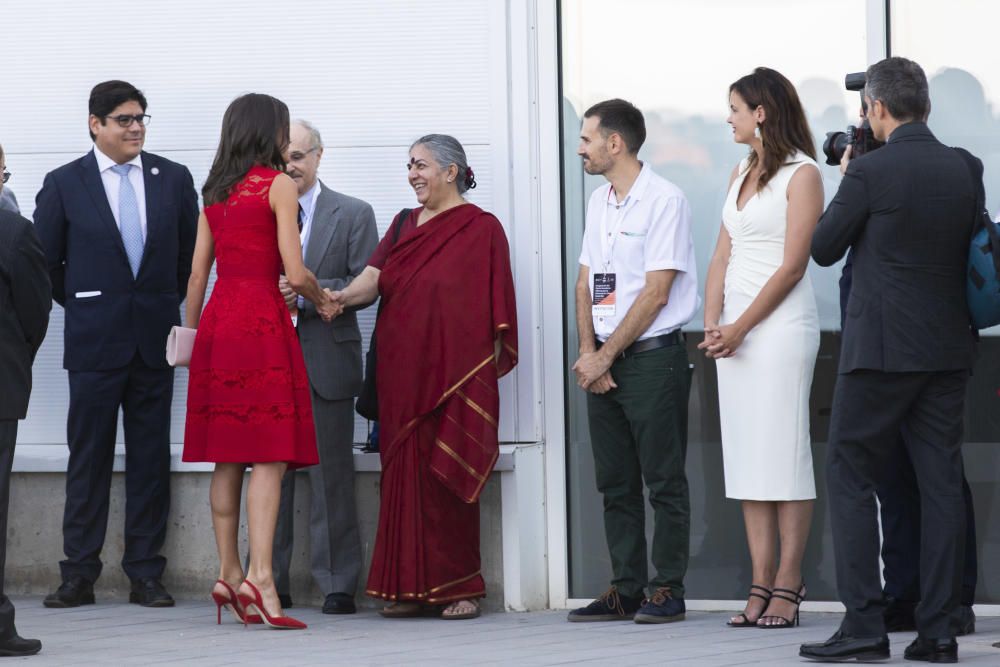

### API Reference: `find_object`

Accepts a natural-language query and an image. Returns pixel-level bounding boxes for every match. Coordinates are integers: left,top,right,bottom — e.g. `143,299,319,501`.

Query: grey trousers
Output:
272,395,361,597
1,421,18,636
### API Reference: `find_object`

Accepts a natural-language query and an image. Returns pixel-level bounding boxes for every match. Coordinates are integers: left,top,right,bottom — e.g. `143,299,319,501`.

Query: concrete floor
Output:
6,596,1000,666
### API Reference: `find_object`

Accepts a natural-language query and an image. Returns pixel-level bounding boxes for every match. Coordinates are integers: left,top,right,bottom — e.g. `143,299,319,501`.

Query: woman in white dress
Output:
699,67,823,629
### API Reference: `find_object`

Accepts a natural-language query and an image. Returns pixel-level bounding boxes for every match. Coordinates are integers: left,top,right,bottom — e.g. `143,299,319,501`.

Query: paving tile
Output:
9,597,1000,666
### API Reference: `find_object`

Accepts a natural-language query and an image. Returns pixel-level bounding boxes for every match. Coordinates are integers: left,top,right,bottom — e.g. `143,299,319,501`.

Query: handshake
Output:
279,276,346,322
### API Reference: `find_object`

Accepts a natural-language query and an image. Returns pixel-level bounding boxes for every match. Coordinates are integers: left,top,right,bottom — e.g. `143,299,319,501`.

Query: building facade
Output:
4,0,999,609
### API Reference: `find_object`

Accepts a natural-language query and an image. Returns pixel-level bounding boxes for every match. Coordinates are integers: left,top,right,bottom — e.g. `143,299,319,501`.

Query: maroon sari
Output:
365,203,517,604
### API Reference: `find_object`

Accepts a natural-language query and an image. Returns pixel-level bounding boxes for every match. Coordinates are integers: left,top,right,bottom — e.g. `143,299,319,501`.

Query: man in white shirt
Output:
567,99,699,625
33,80,198,609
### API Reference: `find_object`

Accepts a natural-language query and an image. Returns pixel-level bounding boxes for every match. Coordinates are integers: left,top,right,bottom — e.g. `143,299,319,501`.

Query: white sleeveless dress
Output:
717,153,820,500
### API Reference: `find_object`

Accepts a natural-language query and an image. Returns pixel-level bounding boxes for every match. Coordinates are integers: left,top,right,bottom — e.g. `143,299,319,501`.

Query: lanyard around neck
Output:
599,186,633,271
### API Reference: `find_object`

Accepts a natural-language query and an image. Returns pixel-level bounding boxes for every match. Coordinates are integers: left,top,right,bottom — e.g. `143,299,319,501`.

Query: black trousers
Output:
827,369,968,639
877,436,977,606
0,421,17,637
62,354,173,582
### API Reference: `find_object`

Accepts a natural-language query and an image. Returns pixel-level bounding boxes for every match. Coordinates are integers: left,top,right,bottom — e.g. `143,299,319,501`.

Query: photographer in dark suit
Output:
840,252,977,637
33,81,198,608
0,143,51,656
801,57,980,664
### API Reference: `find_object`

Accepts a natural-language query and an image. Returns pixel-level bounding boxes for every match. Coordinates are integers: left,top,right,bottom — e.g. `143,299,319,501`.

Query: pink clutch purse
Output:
166,326,196,367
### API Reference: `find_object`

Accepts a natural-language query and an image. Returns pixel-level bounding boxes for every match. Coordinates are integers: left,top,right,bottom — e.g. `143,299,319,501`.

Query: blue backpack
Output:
967,212,1000,329
956,148,1000,330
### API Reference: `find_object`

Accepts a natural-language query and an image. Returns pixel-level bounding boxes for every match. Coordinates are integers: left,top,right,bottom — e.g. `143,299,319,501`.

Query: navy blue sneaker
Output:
634,587,685,624
567,587,644,622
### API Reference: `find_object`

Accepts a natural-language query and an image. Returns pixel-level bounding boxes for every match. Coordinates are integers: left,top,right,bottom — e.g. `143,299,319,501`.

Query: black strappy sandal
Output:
757,584,805,629
727,584,772,627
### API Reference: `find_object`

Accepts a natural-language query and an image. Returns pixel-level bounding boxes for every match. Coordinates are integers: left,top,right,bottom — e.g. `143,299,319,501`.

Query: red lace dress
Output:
182,166,318,468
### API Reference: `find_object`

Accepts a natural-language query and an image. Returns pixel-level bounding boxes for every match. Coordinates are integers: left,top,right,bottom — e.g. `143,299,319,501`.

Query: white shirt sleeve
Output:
643,194,692,273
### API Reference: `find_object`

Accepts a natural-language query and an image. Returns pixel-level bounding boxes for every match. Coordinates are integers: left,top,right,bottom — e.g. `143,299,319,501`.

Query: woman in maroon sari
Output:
332,134,517,619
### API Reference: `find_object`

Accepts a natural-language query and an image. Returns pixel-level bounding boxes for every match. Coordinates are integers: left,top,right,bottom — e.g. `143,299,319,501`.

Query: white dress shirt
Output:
295,180,322,311
579,162,700,341
93,145,147,241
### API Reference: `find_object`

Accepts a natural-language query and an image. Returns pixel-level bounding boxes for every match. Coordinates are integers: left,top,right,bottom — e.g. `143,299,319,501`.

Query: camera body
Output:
822,72,885,166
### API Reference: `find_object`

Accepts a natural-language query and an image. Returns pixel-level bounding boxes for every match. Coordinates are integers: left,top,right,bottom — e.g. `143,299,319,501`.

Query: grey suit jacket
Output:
297,182,379,400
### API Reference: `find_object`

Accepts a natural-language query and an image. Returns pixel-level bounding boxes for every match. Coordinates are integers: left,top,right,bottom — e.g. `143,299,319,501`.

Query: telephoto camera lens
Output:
822,126,856,166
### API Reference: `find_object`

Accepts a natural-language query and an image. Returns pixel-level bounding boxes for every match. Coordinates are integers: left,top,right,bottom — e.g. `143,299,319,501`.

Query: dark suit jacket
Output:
0,210,52,420
296,182,378,400
812,122,978,373
34,150,198,371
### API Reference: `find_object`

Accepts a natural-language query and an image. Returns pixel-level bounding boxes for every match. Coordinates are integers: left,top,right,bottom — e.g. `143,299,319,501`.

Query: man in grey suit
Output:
274,120,378,614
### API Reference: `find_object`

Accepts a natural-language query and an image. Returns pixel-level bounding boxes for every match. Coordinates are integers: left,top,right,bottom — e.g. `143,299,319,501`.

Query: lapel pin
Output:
151,167,160,175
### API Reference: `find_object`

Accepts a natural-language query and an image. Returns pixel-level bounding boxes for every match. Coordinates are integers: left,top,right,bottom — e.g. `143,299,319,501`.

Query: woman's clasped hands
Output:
698,322,748,359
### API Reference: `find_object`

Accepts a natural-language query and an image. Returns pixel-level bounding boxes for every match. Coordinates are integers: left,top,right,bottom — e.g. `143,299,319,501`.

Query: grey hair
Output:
864,57,930,123
292,119,324,151
411,133,476,194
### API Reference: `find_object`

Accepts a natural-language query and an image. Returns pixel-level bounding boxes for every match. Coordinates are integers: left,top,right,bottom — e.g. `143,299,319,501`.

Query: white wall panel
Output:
5,0,528,446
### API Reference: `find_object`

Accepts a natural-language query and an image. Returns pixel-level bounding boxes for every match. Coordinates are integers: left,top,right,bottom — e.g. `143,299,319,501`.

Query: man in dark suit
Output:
801,57,980,664
272,120,377,613
0,144,51,657
33,81,198,608
840,253,977,636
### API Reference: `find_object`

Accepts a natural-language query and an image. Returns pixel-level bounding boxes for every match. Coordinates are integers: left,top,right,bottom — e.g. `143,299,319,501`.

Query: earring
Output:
447,178,454,183
754,124,762,140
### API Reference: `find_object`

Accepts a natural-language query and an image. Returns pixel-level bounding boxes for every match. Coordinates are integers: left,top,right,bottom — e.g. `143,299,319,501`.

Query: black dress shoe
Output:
884,597,917,633
43,576,95,608
800,630,890,662
955,604,975,636
129,577,175,607
0,632,42,657
903,637,957,663
323,592,357,615
278,593,293,609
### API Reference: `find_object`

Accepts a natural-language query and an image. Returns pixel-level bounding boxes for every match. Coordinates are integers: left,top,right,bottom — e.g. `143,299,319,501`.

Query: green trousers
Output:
586,343,692,599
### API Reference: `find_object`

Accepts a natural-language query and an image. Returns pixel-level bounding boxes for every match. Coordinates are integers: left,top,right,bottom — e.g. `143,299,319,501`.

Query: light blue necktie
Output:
111,164,144,277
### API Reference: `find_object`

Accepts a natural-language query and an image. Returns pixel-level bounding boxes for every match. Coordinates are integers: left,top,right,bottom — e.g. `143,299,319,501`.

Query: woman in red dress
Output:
333,134,517,619
183,94,339,629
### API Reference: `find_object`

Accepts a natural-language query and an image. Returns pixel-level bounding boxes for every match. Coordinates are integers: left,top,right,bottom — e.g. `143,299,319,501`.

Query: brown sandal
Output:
379,601,423,618
440,599,480,620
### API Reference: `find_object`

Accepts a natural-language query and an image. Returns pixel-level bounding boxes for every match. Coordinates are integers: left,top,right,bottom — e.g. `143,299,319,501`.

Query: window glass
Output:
561,0,869,600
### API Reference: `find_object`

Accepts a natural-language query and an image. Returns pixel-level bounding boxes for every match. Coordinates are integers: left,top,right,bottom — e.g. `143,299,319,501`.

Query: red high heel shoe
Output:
237,580,306,630
211,580,263,625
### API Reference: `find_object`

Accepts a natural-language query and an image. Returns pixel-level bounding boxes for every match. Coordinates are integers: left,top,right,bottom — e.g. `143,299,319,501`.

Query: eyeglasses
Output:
1,171,9,184
288,147,319,161
106,114,152,128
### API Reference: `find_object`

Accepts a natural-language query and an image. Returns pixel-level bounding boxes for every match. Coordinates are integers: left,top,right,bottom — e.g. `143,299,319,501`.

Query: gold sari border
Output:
444,413,487,450
366,570,484,601
474,374,498,396
455,390,498,428
434,439,486,483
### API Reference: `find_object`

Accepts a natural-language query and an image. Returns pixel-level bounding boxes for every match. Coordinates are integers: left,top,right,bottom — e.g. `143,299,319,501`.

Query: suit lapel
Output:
304,183,341,270
141,152,163,272
79,151,128,262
